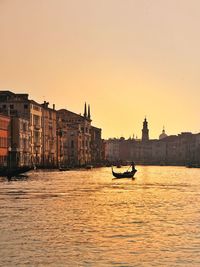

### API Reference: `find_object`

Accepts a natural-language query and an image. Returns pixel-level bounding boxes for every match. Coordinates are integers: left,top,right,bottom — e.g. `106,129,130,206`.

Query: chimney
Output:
42,101,49,108
53,104,55,110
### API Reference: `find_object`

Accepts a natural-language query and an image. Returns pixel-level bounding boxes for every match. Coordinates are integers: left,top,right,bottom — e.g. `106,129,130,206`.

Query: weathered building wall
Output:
0,114,10,167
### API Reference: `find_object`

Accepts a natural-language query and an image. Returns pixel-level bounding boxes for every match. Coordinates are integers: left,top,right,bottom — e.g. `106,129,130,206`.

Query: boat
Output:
112,164,137,179
59,167,70,171
85,165,93,169
0,166,33,179
186,163,200,168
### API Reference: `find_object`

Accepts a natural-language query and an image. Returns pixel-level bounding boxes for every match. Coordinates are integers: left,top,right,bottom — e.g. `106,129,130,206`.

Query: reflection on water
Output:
0,166,200,266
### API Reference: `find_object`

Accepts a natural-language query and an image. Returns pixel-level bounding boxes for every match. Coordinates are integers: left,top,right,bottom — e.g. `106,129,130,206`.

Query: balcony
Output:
34,124,41,130
34,142,41,147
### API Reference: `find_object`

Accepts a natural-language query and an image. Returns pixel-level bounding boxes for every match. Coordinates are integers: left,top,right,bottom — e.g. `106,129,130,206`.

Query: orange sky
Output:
1,0,200,139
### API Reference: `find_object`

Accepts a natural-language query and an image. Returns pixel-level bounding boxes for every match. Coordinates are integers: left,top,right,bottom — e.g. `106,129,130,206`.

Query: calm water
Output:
0,166,200,267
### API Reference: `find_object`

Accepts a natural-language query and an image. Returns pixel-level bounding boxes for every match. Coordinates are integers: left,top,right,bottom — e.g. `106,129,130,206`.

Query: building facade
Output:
105,138,120,162
56,117,68,167
0,91,43,166
0,114,10,167
0,91,103,169
57,105,92,166
90,126,102,164
41,101,57,167
11,116,30,167
29,101,43,166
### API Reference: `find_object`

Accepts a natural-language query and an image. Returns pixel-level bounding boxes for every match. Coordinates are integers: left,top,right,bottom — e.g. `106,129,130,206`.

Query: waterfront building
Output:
101,139,106,163
0,91,43,166
0,91,103,169
30,100,43,166
57,104,92,166
41,101,57,167
163,132,200,165
0,113,10,167
56,117,68,167
67,124,82,167
129,139,140,162
11,116,30,167
105,138,120,162
90,126,102,164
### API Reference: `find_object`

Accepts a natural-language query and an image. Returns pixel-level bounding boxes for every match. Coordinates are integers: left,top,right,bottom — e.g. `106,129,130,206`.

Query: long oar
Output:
126,165,131,172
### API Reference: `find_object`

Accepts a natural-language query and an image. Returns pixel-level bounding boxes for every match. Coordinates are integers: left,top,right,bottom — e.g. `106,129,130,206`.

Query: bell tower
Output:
88,104,91,119
142,117,149,141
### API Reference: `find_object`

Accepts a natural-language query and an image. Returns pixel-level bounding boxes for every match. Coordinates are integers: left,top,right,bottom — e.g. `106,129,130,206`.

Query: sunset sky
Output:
1,0,200,139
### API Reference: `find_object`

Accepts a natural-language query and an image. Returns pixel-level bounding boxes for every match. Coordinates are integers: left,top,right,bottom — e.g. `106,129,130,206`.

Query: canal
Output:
0,166,200,266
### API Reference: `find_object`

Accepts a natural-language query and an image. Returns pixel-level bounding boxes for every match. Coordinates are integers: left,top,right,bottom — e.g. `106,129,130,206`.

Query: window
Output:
33,105,40,111
0,137,8,148
34,131,40,143
33,115,40,126
23,123,27,132
71,140,74,148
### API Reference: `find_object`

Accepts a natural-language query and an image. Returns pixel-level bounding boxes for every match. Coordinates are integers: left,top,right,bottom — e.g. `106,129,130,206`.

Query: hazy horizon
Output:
1,0,200,139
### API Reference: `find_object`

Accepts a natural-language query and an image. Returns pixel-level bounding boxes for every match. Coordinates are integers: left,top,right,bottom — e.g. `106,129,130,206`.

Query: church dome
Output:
159,127,168,140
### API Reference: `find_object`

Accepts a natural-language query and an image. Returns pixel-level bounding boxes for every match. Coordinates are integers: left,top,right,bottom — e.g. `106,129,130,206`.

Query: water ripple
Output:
0,166,200,266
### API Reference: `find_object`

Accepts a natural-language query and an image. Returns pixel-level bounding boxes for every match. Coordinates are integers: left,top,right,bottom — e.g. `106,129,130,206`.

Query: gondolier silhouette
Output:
131,162,136,172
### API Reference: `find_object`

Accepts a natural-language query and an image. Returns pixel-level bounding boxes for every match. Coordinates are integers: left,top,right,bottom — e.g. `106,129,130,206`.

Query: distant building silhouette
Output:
142,117,149,141
105,118,200,166
159,127,168,140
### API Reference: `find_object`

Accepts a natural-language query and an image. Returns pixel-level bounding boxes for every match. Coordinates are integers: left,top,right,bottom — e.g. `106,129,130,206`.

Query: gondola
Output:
112,165,137,179
0,166,33,179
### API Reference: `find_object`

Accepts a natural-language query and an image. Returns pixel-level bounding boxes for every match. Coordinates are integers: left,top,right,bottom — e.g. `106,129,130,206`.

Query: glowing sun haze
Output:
1,0,200,139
